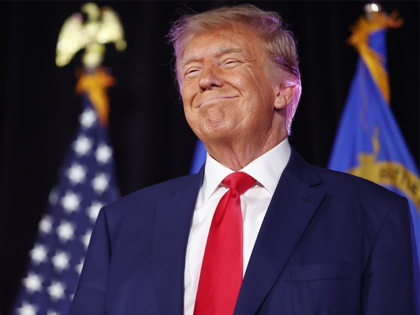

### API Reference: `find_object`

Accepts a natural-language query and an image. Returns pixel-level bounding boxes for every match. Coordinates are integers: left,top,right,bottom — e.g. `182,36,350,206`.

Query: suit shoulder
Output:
288,146,402,203
312,165,402,202
102,173,201,219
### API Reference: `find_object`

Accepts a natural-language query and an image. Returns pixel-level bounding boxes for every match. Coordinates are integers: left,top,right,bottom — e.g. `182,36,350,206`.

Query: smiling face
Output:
180,24,288,159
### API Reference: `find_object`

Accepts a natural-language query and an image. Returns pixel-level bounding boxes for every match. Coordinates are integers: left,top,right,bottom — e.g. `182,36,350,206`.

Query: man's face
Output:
180,24,285,152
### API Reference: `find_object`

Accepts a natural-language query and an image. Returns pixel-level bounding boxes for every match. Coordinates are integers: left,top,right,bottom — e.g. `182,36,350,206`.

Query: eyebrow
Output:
180,47,244,69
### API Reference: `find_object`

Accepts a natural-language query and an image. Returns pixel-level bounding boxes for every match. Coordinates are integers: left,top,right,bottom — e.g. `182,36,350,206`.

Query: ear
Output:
274,85,295,110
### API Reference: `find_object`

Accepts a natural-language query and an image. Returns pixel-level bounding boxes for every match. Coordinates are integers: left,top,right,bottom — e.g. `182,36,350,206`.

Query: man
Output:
70,4,418,315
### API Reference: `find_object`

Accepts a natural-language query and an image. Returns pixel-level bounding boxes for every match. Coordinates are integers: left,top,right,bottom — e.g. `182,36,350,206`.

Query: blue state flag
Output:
190,138,207,174
12,76,119,315
328,11,420,261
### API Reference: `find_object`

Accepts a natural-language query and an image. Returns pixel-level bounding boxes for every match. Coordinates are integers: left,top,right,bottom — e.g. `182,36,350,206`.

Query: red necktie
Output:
194,172,256,315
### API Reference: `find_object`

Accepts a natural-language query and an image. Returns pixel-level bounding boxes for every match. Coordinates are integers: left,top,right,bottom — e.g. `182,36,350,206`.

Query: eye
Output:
223,59,239,67
184,67,201,78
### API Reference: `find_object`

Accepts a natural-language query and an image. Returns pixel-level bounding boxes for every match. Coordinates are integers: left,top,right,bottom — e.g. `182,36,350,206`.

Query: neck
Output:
206,131,287,171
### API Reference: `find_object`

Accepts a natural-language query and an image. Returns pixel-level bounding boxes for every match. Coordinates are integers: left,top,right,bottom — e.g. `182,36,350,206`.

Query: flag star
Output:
92,173,108,194
67,163,87,185
48,310,60,315
81,229,92,250
79,109,96,128
61,191,81,213
96,143,112,164
72,135,92,156
88,201,104,223
39,215,53,235
30,244,48,265
52,250,70,273
75,258,84,274
47,280,66,301
57,221,75,243
17,302,38,315
23,272,43,294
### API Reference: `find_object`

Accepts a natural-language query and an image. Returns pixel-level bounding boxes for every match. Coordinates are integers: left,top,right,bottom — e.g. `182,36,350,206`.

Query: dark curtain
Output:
0,1,418,313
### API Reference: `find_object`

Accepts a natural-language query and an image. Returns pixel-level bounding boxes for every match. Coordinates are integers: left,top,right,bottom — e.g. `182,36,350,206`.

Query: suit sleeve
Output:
362,196,419,315
68,208,111,315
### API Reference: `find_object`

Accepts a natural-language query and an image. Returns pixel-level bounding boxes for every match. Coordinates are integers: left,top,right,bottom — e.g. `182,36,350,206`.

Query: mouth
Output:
197,96,237,108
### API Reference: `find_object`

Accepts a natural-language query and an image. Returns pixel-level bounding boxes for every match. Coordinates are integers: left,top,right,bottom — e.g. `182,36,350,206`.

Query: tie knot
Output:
222,172,256,195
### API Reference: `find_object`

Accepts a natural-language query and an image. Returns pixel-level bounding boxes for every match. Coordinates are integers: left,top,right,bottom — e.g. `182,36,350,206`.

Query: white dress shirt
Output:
184,138,291,315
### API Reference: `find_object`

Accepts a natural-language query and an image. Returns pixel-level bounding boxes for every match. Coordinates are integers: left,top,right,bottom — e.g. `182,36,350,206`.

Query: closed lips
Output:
198,96,237,108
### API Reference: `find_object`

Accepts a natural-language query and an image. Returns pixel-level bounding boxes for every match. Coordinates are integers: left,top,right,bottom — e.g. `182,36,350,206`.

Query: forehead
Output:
180,24,264,64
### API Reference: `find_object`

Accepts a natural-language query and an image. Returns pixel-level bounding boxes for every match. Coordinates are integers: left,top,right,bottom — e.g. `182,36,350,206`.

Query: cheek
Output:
181,93,192,111
229,70,254,91
232,70,266,98
181,84,198,109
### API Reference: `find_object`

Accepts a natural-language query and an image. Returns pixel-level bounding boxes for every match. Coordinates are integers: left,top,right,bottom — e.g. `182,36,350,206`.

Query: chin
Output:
199,126,237,145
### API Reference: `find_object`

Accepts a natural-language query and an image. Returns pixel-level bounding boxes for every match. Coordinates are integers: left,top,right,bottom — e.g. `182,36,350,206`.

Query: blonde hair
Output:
168,4,302,134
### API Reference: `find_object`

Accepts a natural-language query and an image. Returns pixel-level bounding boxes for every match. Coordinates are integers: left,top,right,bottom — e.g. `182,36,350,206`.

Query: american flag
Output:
12,94,119,315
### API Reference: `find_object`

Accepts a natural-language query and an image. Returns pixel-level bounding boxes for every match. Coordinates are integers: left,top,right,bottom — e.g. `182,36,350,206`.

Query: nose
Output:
198,63,223,91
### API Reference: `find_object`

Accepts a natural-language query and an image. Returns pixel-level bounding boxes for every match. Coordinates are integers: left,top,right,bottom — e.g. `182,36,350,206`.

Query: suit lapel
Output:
234,147,326,315
152,169,204,315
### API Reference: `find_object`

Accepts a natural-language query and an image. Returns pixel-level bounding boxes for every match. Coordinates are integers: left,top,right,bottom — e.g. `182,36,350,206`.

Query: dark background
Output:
0,1,418,313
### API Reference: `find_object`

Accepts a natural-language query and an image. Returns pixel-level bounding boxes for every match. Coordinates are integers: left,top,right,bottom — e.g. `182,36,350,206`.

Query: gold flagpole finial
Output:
55,2,126,70
364,3,383,21
56,2,126,126
364,3,382,14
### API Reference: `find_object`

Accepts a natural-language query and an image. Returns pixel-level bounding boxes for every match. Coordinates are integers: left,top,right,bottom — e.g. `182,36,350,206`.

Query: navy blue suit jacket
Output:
69,147,418,314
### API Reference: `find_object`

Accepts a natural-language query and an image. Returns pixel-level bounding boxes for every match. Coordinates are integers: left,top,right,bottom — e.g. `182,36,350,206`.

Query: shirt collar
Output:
201,138,291,203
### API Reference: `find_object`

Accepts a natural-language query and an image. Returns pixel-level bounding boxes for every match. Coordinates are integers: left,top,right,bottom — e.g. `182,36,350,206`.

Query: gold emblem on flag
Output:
349,127,420,211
